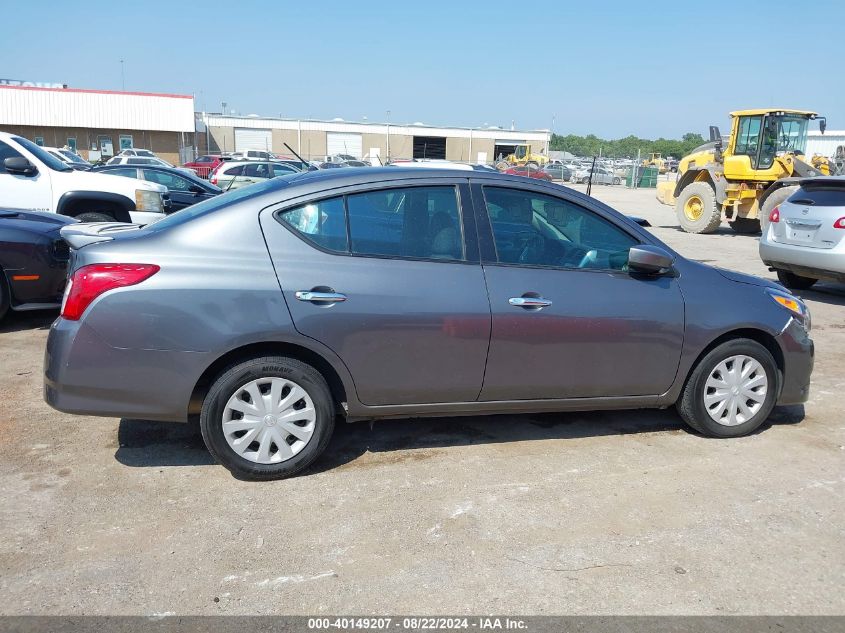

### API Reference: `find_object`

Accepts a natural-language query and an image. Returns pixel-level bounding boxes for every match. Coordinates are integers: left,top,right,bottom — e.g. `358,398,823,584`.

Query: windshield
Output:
774,115,809,154
59,149,88,165
13,136,72,172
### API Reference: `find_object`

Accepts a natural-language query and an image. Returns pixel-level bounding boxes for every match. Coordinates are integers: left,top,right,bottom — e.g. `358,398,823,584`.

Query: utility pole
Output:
386,110,391,162
120,59,125,90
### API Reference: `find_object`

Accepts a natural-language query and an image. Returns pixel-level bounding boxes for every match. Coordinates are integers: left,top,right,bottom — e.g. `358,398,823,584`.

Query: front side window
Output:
0,140,24,174
279,197,348,252
734,116,762,160
347,186,465,260
483,187,637,271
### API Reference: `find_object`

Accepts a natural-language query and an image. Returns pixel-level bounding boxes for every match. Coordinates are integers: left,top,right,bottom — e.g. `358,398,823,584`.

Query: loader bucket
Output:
656,181,676,206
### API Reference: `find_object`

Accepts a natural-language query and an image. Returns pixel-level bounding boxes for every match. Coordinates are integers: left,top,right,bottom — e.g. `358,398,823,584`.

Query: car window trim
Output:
269,181,479,265
469,180,646,274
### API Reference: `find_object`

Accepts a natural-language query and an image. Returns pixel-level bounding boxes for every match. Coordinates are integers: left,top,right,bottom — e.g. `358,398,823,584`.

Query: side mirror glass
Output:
4,156,37,176
709,126,721,143
628,245,674,275
819,118,827,135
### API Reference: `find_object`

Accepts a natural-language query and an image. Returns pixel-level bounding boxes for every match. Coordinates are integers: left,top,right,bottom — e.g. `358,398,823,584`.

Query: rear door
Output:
259,180,491,406
472,182,685,401
774,182,845,250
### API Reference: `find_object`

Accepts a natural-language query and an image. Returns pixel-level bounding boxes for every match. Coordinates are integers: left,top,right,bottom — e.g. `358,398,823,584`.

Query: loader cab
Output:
725,110,817,181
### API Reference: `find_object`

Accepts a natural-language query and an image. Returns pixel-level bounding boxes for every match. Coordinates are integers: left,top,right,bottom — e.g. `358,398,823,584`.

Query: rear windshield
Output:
143,174,294,232
789,184,845,207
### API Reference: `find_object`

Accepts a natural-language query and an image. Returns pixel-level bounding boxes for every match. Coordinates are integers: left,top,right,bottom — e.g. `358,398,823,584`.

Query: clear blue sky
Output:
3,0,843,139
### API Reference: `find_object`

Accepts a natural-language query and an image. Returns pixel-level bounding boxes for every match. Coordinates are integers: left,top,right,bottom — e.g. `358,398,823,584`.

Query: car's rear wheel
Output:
76,212,115,222
776,269,817,290
676,339,779,438
613,177,621,185
200,356,335,480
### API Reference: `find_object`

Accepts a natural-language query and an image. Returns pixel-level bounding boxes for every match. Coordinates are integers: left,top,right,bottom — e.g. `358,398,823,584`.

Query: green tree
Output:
550,132,706,159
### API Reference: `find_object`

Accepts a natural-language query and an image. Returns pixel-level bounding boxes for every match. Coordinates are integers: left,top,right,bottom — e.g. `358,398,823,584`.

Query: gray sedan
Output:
46,168,814,479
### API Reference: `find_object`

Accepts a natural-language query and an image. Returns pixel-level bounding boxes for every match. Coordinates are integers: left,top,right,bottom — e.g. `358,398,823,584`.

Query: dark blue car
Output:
94,165,222,212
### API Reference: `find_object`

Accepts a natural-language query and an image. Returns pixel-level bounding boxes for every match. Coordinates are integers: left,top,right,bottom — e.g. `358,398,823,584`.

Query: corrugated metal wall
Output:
0,86,195,132
807,131,845,158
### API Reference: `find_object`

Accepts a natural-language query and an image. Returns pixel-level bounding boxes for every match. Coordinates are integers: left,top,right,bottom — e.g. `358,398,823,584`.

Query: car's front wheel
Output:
676,339,779,438
200,356,335,480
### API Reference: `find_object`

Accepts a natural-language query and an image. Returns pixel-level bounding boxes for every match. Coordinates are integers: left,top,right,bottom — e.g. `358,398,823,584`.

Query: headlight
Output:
767,288,811,332
135,189,163,212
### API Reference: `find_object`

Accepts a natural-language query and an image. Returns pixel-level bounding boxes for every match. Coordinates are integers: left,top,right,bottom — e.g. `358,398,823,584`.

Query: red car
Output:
503,166,553,181
182,155,227,179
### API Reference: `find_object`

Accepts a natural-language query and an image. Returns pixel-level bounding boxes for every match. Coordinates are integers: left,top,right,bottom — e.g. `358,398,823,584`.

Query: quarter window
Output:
347,186,464,260
483,187,637,271
279,197,348,253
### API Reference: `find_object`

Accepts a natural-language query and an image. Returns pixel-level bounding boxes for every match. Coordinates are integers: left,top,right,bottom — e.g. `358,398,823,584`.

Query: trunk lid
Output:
771,179,845,250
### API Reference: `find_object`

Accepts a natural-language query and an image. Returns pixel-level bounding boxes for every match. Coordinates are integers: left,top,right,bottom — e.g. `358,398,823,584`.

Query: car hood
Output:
715,266,783,291
0,209,78,236
56,168,167,194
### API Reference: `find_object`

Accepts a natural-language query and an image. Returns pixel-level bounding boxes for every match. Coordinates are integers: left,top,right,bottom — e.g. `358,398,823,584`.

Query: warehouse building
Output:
200,114,551,164
0,84,196,165
806,130,845,160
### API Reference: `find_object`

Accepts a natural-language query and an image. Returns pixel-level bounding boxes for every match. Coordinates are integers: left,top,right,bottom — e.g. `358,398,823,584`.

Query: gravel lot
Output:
1,182,843,616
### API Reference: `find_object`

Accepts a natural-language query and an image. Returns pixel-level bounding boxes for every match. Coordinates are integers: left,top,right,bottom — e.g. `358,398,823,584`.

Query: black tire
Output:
776,269,817,290
580,177,589,184
200,356,335,480
728,217,761,234
76,212,115,223
612,177,621,185
675,182,722,233
0,269,9,323
759,185,799,235
676,339,779,438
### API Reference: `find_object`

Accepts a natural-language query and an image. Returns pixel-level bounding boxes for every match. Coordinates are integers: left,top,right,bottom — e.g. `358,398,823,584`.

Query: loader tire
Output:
759,185,799,235
676,182,722,234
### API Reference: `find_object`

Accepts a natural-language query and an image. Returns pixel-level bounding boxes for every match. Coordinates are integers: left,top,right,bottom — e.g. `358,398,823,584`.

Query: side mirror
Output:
189,184,204,194
4,156,37,176
628,245,674,275
819,117,827,135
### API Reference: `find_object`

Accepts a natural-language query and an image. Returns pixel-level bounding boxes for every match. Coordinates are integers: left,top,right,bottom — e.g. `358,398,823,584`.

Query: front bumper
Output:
775,317,814,405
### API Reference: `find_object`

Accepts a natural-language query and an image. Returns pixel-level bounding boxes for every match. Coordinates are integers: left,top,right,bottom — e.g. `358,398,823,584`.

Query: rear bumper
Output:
775,318,814,406
760,236,845,281
44,318,205,422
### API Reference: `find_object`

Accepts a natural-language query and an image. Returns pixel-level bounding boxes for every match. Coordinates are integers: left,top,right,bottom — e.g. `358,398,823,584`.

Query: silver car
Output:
209,160,300,190
760,177,845,289
45,168,814,480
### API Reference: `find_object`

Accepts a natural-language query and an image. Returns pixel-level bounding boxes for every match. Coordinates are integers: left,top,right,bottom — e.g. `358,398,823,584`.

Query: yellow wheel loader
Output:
495,144,549,170
656,109,829,234
642,152,667,174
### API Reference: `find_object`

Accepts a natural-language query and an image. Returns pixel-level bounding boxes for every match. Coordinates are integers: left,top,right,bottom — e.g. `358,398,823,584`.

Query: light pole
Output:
120,59,125,90
386,110,391,162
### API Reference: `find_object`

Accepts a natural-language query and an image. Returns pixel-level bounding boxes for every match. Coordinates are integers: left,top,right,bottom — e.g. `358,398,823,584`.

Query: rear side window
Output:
279,197,348,252
789,185,845,207
347,186,464,260
224,165,244,176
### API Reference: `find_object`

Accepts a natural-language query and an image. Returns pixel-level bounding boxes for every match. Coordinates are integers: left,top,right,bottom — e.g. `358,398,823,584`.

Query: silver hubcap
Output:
703,355,768,426
222,377,316,464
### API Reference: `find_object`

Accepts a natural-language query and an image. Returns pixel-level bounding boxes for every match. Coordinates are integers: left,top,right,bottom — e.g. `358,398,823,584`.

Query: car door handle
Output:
295,291,347,303
509,296,552,308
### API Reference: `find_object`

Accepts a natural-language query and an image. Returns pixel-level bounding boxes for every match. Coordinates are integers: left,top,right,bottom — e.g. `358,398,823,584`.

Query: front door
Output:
474,184,685,400
0,140,52,212
260,181,491,406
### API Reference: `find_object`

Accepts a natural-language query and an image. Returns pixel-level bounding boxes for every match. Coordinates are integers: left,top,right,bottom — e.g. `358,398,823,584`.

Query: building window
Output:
67,138,77,151
119,135,134,150
34,137,44,146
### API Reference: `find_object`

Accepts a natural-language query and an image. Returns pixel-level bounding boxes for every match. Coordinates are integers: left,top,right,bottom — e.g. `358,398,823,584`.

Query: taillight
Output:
61,264,160,320
834,217,845,229
769,206,780,223
210,173,218,185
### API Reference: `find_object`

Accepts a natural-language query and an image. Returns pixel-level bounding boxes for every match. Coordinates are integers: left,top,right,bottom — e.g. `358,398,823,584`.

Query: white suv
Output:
0,132,167,224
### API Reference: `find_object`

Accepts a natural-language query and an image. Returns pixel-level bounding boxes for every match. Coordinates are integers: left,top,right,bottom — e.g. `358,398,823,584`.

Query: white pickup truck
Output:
0,132,167,224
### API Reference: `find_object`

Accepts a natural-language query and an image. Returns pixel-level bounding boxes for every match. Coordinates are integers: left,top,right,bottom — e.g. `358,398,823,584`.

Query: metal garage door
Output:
326,132,362,158
235,128,272,152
